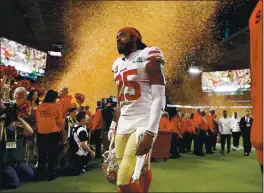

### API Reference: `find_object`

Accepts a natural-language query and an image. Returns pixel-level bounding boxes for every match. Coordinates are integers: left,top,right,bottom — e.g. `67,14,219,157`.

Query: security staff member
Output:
206,111,215,154
196,111,208,156
36,90,65,181
240,110,253,156
193,109,202,155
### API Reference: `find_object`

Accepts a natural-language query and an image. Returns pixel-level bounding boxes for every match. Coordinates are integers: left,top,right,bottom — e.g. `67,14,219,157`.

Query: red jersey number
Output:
115,69,141,102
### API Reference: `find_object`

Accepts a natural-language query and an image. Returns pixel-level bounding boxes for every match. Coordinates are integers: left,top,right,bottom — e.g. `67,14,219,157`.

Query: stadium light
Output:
48,51,62,57
188,66,202,74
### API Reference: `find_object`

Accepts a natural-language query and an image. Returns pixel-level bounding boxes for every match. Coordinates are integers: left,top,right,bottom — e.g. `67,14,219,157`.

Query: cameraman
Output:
101,98,114,153
0,104,34,189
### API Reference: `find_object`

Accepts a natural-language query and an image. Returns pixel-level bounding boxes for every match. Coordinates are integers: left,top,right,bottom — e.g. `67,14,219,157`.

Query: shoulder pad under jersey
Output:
142,46,165,65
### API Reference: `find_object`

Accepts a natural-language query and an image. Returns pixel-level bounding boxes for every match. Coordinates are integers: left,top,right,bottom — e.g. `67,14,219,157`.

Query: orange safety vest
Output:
249,0,263,165
36,103,64,134
159,115,170,130
91,109,103,132
206,114,215,133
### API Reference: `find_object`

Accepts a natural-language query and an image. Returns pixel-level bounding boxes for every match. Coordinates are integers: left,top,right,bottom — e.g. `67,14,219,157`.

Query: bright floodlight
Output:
188,66,201,74
48,51,62,57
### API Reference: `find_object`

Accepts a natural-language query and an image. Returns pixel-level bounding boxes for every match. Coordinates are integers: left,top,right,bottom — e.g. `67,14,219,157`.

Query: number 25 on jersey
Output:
115,69,141,102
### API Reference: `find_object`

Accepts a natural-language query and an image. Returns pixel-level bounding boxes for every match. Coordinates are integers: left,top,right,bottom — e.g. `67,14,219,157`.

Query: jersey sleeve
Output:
144,46,165,65
112,57,122,73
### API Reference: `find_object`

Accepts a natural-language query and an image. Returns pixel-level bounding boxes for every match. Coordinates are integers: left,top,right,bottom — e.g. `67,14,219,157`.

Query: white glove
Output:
108,129,116,141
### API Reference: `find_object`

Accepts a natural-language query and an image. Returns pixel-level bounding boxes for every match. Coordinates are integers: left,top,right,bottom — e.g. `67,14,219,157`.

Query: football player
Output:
249,0,263,173
108,27,166,192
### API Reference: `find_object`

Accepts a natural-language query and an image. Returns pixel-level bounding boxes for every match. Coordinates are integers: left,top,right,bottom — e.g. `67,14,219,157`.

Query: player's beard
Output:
117,38,133,55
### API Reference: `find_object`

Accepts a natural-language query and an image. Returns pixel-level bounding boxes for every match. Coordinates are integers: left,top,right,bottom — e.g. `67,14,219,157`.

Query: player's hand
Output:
108,129,116,141
135,133,154,156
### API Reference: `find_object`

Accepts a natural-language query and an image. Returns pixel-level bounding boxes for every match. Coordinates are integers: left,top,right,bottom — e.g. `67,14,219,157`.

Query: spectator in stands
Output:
57,87,72,118
219,110,232,155
72,103,77,108
79,106,86,113
25,90,40,163
0,76,7,97
91,108,103,158
240,110,253,156
14,87,31,118
85,106,93,121
1,113,34,189
70,112,95,175
9,89,15,101
231,112,241,151
27,91,40,109
35,90,65,181
0,76,10,102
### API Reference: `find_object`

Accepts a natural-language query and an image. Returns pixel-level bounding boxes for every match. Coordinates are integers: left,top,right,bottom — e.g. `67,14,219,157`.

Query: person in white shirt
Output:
70,112,95,175
219,110,232,155
231,112,241,151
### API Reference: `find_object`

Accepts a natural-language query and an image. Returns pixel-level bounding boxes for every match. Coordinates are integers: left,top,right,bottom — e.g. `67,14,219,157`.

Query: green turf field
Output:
3,149,262,192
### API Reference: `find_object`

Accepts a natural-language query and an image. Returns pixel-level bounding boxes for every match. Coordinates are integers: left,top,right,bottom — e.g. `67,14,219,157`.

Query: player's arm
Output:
136,49,166,156
108,97,120,141
145,58,165,135
108,62,121,141
79,130,95,158
17,116,34,136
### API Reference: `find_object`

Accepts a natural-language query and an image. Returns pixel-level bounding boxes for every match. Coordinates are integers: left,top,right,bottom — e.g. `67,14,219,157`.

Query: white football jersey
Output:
112,46,165,134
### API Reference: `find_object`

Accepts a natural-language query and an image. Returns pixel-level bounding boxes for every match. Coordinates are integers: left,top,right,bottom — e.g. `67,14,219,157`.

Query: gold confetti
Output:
53,1,219,112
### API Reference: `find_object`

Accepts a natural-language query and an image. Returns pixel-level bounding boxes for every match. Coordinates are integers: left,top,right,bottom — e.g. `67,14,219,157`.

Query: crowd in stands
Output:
0,82,253,190
0,81,117,189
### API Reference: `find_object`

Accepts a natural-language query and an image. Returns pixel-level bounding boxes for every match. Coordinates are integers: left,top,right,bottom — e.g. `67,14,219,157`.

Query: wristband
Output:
145,130,156,137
